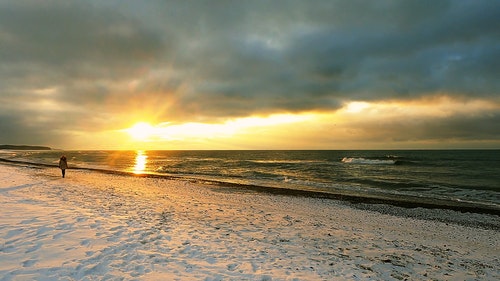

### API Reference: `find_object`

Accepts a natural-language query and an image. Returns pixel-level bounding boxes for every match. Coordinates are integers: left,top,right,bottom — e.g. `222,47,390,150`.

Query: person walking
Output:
59,155,68,178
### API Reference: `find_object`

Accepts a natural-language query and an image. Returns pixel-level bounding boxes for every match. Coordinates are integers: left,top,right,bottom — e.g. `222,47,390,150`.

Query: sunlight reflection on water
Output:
133,150,147,174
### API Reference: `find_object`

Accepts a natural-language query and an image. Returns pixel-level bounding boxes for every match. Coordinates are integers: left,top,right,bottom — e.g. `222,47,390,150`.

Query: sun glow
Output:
120,113,315,148
154,113,314,140
126,122,155,140
344,101,371,113
78,96,500,150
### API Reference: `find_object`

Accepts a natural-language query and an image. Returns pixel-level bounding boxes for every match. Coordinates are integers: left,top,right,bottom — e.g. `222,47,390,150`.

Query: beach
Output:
0,163,498,280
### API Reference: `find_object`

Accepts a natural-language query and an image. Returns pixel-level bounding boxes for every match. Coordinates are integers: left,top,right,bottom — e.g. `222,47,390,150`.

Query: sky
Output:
0,0,499,150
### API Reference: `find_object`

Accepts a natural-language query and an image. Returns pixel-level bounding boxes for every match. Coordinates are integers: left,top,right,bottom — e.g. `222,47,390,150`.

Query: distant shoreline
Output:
0,145,51,150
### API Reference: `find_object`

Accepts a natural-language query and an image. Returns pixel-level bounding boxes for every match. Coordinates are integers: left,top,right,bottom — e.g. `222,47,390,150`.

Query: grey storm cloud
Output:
164,0,500,113
0,0,499,146
348,111,500,143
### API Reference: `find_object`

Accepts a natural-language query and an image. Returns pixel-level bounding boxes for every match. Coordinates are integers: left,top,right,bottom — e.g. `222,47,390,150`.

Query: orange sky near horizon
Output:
62,96,500,150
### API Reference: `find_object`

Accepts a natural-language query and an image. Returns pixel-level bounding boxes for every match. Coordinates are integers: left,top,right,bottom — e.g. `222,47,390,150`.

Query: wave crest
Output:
341,157,396,165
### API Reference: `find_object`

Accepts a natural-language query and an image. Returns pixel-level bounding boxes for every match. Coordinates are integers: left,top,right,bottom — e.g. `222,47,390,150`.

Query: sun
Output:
126,122,155,140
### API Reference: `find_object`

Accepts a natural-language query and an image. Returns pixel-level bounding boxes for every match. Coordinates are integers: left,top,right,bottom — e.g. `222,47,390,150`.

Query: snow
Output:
0,164,499,280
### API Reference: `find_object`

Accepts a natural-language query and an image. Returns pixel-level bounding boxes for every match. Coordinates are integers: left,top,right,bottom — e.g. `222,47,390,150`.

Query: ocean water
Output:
2,150,499,212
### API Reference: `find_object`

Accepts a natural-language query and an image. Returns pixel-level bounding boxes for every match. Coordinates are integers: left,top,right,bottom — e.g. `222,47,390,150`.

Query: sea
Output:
1,150,499,213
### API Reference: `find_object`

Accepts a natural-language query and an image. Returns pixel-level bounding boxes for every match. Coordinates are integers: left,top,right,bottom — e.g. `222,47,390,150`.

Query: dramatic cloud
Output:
0,0,499,149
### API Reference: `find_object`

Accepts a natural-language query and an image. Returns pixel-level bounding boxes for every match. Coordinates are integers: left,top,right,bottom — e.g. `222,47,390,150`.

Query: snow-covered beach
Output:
0,163,498,280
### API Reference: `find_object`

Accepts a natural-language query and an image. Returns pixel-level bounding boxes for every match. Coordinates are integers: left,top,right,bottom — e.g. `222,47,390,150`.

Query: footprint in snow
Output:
22,259,37,267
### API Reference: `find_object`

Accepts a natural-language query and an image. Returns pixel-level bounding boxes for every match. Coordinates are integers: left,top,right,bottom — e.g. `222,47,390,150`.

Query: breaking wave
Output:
341,157,397,165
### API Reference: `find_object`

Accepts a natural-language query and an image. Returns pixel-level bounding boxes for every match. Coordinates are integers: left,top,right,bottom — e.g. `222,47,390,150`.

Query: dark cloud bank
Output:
0,0,499,147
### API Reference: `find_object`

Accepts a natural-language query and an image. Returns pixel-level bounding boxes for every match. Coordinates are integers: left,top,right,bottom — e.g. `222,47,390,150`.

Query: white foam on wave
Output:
341,157,396,165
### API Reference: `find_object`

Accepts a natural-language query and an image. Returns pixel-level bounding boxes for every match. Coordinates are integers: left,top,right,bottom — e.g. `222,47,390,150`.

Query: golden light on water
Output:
133,150,147,174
